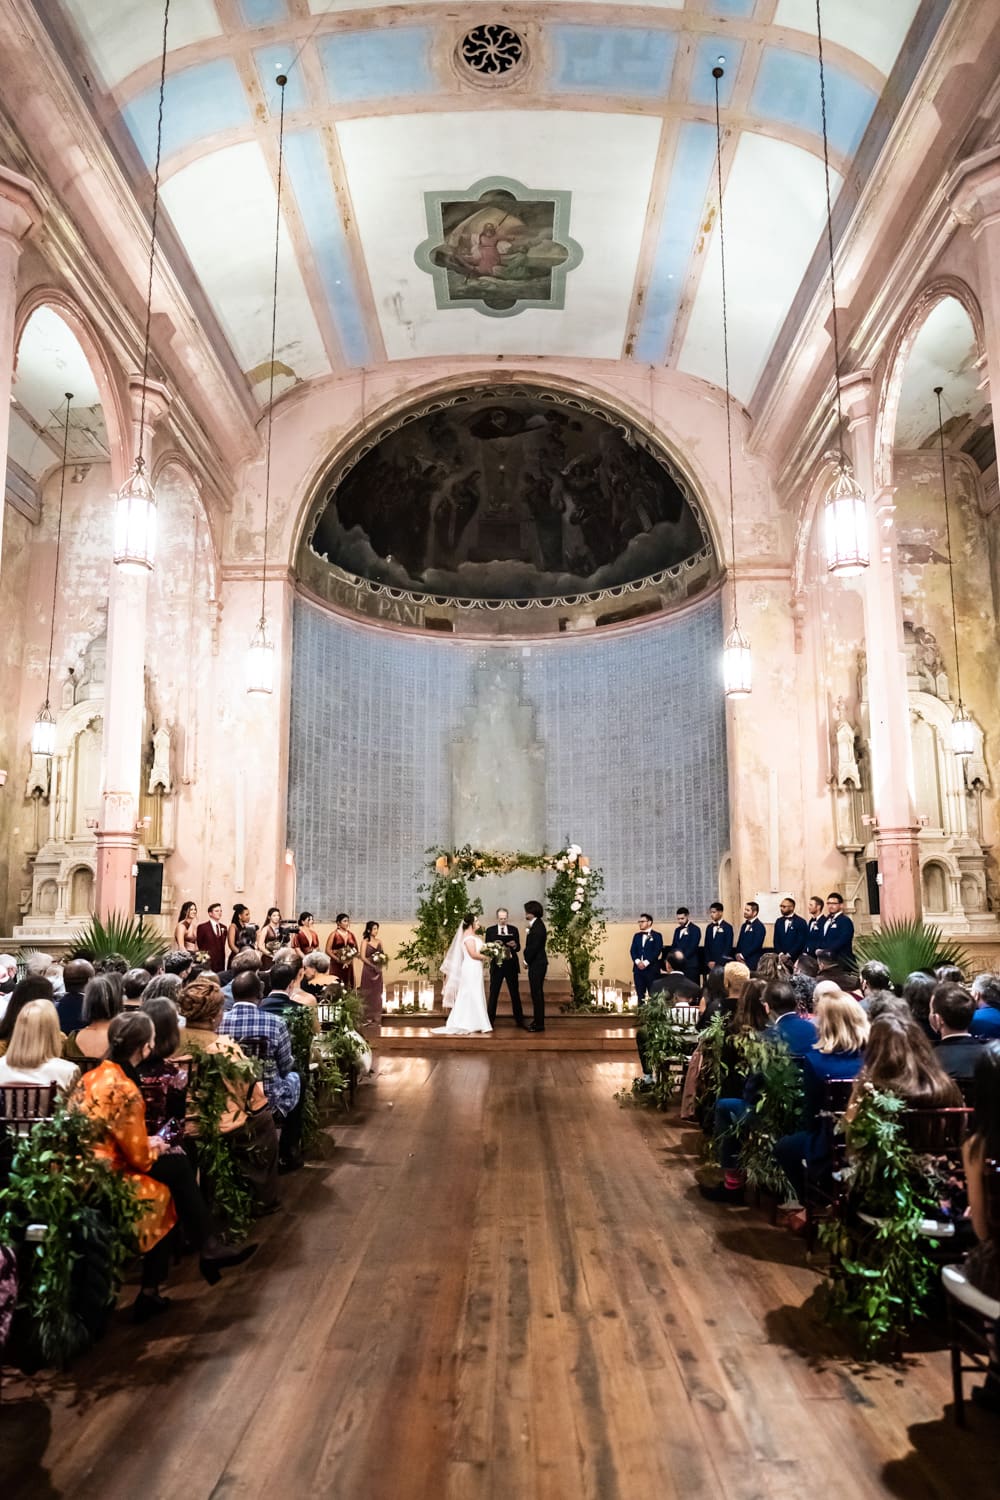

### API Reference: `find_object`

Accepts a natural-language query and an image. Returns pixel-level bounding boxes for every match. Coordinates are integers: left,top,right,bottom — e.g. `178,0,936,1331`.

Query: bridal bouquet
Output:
370,950,390,969
479,941,507,966
335,945,359,966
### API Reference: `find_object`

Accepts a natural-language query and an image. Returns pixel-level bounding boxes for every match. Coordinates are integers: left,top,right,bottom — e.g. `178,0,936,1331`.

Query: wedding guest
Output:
163,950,195,981
700,978,770,1202
859,960,894,1013
300,951,333,999
936,964,965,985
649,949,700,1002
773,897,809,964
755,953,791,984
902,970,937,1043
763,979,818,1055
227,905,258,964
96,954,129,977
0,977,57,1057
24,952,54,978
261,962,315,1021
630,914,663,1004
56,958,94,1033
846,1014,962,1116
123,968,151,1006
970,974,1000,1039
804,896,825,956
0,953,16,1001
137,997,187,1137
703,903,734,974
822,892,856,968
326,913,359,988
670,908,701,982
866,992,912,1025
292,911,320,956
930,983,983,1088
696,965,731,1031
174,901,199,955
195,903,228,973
774,989,868,1207
0,999,80,1093
222,949,263,1011
220,971,304,1174
815,948,859,995
142,973,183,1004
143,955,165,980
735,902,766,972
961,1042,1000,1411
63,975,123,1065
359,920,386,1027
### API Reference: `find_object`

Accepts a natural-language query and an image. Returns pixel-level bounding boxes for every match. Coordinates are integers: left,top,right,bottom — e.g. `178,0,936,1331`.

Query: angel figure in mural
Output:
436,914,492,1036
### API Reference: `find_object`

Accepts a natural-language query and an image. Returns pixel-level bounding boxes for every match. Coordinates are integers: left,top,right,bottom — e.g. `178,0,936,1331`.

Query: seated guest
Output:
55,957,94,1033
0,999,80,1093
929,983,983,1088
221,948,263,1011
63,975,123,1064
961,1042,1000,1411
696,966,729,1031
649,949,701,1001
137,997,188,1137
142,973,182,1004
123,968,150,1007
774,990,868,1207
143,954,165,980
936,964,965,985
773,897,809,964
0,977,58,1058
970,974,1000,1040
866,992,913,1024
902,970,937,1043
793,953,819,978
261,961,314,1017
300,950,333,999
763,979,818,1055
755,953,791,984
163,949,195,982
815,949,859,995
24,951,54,979
78,1012,257,1322
791,972,816,1015
44,963,66,1000
847,1014,962,1115
96,954,129,977
220,971,304,1174
859,960,894,1014
0,952,17,1002
700,978,770,1203
177,975,280,1214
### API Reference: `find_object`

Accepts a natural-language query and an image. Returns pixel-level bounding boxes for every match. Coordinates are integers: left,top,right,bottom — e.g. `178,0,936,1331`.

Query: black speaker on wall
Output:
135,861,164,916
865,859,881,918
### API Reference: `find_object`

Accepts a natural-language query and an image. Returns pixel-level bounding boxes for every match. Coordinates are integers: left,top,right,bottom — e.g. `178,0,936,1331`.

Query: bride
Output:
437,913,492,1035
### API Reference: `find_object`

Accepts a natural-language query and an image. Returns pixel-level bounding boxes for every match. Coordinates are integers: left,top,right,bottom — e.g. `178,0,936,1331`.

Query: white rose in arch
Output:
567,844,582,858
570,901,582,912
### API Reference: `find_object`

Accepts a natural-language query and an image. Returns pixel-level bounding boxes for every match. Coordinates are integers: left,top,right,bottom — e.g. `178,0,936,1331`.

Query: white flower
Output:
555,859,566,871
570,901,581,912
567,844,581,858
579,870,590,880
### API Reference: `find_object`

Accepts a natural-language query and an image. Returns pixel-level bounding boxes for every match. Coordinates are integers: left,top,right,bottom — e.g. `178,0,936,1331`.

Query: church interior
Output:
2,1,1000,1495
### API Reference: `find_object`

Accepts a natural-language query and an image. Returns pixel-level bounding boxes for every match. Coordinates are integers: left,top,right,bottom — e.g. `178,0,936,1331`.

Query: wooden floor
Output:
3,1055,998,1500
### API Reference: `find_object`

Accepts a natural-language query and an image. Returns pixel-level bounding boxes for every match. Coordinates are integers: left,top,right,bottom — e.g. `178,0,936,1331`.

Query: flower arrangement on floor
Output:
616,997,696,1109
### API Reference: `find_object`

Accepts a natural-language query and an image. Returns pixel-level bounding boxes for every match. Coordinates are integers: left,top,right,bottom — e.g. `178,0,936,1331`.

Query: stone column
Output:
947,145,1000,458
94,377,170,918
841,372,922,920
0,166,44,569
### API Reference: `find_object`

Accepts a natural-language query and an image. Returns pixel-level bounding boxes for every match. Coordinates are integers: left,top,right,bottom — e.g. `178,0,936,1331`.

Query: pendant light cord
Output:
935,386,964,710
136,0,171,474
816,0,847,459
713,66,739,630
44,393,74,709
259,74,287,628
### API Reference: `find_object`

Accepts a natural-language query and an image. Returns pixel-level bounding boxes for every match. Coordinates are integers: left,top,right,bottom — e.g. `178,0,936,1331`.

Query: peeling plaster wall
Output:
0,503,34,929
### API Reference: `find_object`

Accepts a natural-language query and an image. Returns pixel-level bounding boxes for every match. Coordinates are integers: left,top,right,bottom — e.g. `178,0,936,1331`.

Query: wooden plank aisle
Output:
1,1053,998,1500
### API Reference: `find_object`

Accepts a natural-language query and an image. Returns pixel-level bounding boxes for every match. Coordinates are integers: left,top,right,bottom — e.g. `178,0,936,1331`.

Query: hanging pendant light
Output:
934,386,974,757
114,0,170,572
32,393,74,758
711,64,751,699
247,73,288,695
814,0,869,577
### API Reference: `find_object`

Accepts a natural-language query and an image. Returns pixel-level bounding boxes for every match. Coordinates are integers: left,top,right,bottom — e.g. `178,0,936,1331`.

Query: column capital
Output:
838,370,876,422
0,165,44,245
128,375,171,430
946,144,1000,233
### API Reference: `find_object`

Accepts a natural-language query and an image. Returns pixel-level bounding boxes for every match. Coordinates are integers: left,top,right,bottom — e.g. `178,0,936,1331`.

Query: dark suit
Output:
630,928,663,1002
648,970,701,1001
822,912,855,966
56,987,87,1034
670,923,702,982
804,916,825,956
196,919,227,974
703,920,734,971
934,1033,985,1086
485,922,523,1026
523,918,547,1029
735,918,766,972
773,913,809,963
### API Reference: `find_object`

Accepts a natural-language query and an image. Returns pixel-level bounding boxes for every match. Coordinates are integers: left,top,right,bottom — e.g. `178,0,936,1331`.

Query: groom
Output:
523,901,547,1033
485,907,524,1027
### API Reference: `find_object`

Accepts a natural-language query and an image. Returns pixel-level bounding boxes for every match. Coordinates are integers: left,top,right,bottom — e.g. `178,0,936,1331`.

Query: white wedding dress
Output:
437,931,492,1035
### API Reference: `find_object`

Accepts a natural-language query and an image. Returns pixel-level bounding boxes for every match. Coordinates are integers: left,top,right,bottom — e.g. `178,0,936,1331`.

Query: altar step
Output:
373,1016,638,1053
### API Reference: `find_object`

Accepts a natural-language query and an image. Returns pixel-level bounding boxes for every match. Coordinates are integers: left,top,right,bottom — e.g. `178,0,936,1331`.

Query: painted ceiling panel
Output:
634,121,718,365
548,26,678,96
772,0,923,77
60,0,222,90
677,133,839,402
254,47,310,114
122,58,251,166
239,0,289,26
688,37,743,106
160,143,331,393
337,110,661,362
317,28,437,101
305,0,683,8
750,46,877,157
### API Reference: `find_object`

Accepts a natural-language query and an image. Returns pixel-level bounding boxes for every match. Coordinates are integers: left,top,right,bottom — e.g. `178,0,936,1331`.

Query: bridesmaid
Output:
227,905,256,964
258,907,283,970
174,901,198,955
359,921,386,1027
292,911,320,956
326,913,359,989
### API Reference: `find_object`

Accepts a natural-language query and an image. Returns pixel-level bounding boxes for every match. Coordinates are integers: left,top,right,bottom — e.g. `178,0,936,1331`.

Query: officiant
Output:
485,907,525,1028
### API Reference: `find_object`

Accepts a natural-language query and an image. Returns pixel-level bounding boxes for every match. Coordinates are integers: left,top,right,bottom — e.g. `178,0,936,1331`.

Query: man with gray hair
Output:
970,973,1000,1039
0,953,18,1018
24,951,54,978
859,960,894,1014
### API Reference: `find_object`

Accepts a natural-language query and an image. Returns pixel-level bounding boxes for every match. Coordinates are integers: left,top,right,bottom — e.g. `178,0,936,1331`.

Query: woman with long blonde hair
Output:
0,998,79,1093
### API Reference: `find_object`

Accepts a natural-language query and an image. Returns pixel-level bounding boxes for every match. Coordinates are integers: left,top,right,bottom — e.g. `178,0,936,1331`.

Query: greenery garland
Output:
186,1046,257,1242
617,997,696,1109
0,1106,144,1366
819,1086,941,1353
736,1036,804,1197
396,867,482,983
546,860,607,1006
694,1012,727,1121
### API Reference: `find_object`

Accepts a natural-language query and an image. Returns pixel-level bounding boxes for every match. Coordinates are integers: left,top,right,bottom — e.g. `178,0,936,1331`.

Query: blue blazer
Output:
971,1005,1000,1039
671,922,701,957
804,917,825,956
822,913,855,964
735,918,766,971
773,1011,819,1057
774,913,809,962
703,920,734,967
630,929,663,971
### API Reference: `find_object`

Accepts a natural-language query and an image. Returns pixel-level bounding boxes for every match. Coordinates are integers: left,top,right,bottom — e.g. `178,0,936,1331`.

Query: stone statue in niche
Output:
831,710,863,851
834,716,862,789
148,724,172,794
904,622,949,698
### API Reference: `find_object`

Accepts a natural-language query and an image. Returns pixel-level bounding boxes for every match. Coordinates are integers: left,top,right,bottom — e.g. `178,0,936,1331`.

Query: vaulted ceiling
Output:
39,0,940,414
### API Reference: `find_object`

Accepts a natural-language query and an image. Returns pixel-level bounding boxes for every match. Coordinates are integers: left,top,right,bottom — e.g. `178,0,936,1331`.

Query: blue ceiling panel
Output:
549,25,678,97
689,37,744,106
318,28,436,103
751,45,877,157
238,0,288,27
122,57,251,165
634,121,717,365
254,44,309,113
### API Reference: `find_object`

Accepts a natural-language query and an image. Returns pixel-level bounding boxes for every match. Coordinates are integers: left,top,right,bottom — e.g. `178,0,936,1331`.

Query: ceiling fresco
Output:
41,0,939,407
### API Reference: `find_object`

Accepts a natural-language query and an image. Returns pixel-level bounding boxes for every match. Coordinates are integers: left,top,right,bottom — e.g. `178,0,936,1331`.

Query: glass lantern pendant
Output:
950,705,975,758
247,617,275,695
113,459,157,572
31,703,56,758
823,459,869,577
722,623,752,699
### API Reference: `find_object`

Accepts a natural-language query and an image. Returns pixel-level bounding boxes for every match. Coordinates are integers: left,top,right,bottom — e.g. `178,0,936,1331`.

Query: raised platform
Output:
374,1015,638,1052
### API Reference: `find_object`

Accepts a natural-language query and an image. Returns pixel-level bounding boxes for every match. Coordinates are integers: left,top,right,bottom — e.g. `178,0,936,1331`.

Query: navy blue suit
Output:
630,929,663,1003
773,913,809,963
971,1005,1000,1040
804,916,825,956
735,918,766,972
822,912,855,966
771,1011,819,1056
703,920,734,970
670,922,702,982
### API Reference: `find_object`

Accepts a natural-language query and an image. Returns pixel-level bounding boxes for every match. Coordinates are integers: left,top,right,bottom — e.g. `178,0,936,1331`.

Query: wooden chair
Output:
943,1161,1000,1425
802,1076,855,1252
0,1082,59,1188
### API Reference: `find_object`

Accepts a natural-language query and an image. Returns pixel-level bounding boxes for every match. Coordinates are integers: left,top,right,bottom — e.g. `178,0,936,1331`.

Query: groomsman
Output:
735,901,766,972
773,897,809,964
822,892,856,967
804,895,825,956
703,903,734,973
670,907,702,982
630,914,663,1003
485,907,524,1028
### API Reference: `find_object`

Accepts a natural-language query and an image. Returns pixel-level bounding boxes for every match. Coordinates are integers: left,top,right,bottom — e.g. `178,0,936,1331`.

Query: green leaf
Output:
854,918,969,988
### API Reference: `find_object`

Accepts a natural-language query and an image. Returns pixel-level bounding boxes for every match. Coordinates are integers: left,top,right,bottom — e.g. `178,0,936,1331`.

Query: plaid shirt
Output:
219,1002,300,1117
